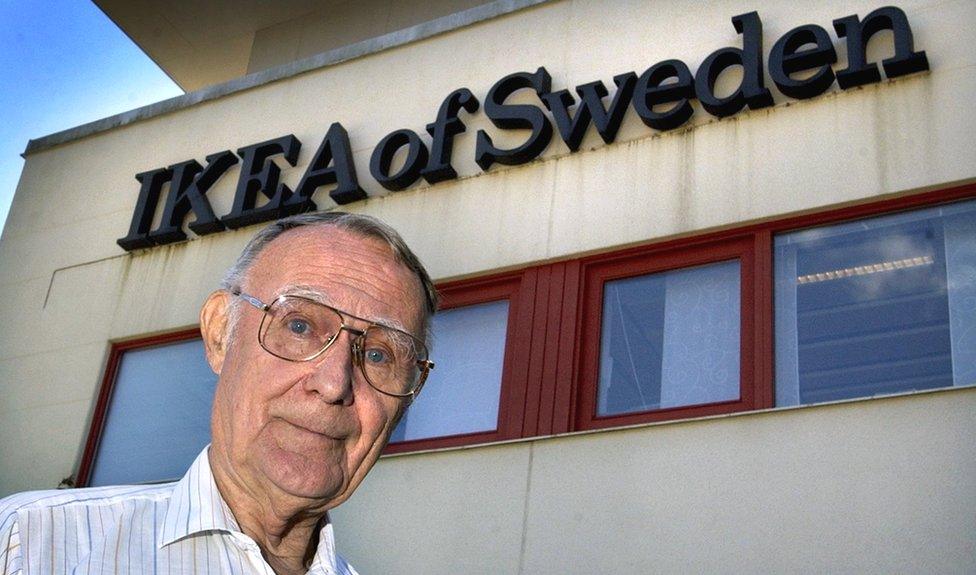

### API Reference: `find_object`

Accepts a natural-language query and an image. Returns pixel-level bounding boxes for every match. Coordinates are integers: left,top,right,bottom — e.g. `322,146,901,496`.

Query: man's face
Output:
207,226,425,506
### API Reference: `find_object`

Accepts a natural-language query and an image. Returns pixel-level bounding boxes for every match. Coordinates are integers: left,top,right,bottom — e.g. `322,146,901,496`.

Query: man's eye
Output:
364,348,390,364
287,318,312,336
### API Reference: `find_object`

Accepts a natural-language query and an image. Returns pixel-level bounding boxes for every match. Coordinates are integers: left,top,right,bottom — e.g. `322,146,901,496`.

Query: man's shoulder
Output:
0,483,175,526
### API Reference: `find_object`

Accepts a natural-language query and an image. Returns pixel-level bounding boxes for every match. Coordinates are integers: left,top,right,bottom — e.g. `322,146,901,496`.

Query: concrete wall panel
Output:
519,389,976,573
333,389,976,574
331,442,533,574
0,343,106,416
0,400,94,492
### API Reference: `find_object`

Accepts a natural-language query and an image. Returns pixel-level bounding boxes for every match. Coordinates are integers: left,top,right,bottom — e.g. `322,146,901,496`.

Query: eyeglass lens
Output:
259,296,427,395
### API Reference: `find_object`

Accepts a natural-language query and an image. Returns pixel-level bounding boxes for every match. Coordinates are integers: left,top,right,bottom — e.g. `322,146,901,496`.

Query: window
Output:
390,299,510,442
774,198,976,406
79,330,215,486
576,235,765,430
80,185,976,474
384,272,531,453
79,274,532,480
597,260,741,416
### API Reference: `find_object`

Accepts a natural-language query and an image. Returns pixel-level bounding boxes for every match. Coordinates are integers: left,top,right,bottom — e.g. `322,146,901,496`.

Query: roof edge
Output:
24,0,552,157
92,0,190,92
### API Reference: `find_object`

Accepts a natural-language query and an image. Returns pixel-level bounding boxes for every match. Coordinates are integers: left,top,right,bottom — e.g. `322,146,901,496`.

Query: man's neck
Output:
208,448,328,575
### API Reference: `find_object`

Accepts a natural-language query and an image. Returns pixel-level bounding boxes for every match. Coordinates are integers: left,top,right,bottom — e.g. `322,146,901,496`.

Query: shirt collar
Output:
157,445,342,575
307,518,341,575
158,445,241,547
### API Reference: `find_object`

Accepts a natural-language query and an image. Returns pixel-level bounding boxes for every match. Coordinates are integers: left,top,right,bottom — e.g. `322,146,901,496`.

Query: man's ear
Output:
200,290,231,374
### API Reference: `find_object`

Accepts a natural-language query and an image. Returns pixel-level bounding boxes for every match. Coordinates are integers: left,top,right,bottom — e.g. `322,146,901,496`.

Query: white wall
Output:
334,388,976,574
246,0,491,75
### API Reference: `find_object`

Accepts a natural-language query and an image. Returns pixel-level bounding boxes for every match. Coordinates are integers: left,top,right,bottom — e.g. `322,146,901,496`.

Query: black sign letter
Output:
475,67,553,170
117,167,171,251
833,6,929,89
281,123,366,211
147,151,238,244
542,72,637,151
422,88,480,184
769,25,838,100
370,129,430,191
632,60,696,131
695,11,774,118
222,135,301,229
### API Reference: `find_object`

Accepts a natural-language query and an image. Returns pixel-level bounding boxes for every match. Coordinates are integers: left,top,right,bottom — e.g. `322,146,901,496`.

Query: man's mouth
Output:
278,417,348,441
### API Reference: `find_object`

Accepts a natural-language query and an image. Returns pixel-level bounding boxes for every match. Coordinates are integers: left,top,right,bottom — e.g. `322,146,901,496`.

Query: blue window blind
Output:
774,199,976,406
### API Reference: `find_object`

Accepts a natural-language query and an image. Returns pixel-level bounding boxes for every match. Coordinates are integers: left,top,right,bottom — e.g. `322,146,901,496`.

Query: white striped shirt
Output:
0,448,358,574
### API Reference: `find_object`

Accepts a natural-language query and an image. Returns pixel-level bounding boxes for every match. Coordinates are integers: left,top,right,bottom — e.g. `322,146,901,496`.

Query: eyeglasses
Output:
230,289,434,398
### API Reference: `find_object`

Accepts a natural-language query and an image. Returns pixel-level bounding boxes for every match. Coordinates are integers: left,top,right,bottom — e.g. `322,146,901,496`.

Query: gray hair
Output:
220,211,438,339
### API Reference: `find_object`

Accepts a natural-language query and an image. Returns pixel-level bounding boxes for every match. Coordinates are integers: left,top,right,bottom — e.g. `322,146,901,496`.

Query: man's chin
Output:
256,437,349,502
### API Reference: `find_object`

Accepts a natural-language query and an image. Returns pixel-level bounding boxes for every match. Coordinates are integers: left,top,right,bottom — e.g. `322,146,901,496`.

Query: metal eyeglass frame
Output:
230,288,434,398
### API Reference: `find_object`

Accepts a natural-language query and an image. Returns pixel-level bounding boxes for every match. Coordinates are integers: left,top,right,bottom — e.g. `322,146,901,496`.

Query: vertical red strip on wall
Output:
495,272,531,441
536,262,567,435
521,266,552,436
503,269,537,439
551,260,581,434
737,236,757,410
754,230,775,409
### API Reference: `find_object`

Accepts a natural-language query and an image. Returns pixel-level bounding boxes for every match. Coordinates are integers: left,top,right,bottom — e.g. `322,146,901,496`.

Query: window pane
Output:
90,338,216,486
597,260,741,416
390,300,509,442
774,199,976,406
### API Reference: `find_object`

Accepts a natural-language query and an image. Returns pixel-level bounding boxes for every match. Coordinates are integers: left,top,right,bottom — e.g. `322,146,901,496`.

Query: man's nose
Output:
301,329,360,405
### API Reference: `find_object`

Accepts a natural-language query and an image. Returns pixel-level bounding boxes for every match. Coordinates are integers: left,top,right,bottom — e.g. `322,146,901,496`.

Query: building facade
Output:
1,0,974,572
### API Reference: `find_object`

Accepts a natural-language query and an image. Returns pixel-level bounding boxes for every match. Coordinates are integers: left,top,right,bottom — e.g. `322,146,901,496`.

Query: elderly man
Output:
0,212,437,574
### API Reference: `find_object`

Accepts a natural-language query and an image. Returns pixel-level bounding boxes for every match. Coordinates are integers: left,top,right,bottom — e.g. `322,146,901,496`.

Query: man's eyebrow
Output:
278,284,412,334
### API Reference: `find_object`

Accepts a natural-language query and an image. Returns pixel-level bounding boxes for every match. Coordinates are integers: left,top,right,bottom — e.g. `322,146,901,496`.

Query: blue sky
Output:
0,0,183,236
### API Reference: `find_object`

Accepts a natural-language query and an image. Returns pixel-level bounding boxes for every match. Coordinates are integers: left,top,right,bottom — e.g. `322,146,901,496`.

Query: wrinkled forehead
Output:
276,284,412,334
245,225,426,334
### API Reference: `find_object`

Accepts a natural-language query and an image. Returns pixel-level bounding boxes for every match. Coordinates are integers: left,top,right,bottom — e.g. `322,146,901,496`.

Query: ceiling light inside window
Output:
797,255,934,284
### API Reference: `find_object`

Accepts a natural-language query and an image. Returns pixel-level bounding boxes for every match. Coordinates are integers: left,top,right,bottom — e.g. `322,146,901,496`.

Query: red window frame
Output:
76,328,203,487
78,183,976,477
573,233,769,431
383,270,533,454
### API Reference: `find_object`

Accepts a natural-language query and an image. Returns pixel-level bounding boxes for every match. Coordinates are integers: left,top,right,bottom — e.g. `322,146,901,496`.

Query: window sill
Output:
378,383,976,460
